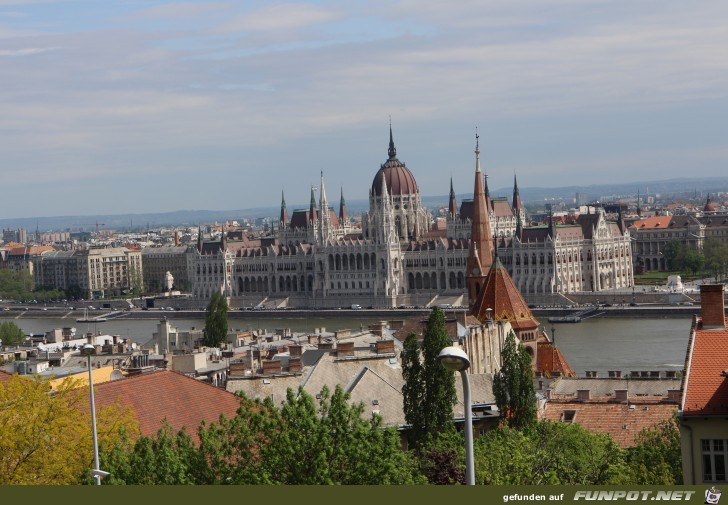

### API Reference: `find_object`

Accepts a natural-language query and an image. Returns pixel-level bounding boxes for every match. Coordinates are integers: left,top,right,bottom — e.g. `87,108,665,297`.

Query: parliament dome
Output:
371,128,419,197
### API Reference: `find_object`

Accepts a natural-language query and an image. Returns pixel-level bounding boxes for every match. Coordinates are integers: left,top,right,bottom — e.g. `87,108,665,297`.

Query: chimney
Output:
335,342,354,357
262,359,282,374
289,345,302,358
667,389,682,402
288,357,302,372
700,284,726,329
576,389,591,401
374,339,395,354
615,389,629,402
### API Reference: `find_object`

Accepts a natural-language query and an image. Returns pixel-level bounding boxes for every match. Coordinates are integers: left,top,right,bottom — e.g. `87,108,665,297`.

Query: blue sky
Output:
1,0,727,219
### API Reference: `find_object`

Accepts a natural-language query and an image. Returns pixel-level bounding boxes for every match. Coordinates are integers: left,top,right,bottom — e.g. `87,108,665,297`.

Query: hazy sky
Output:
2,0,727,219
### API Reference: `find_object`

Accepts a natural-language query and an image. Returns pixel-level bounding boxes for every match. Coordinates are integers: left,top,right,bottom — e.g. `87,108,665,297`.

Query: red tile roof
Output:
537,342,576,378
0,370,13,384
542,399,677,447
471,258,539,331
629,216,672,230
92,370,241,440
681,316,728,416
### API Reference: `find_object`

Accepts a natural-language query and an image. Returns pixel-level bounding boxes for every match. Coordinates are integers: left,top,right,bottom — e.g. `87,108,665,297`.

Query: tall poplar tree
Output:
492,331,536,429
401,307,456,446
203,292,228,347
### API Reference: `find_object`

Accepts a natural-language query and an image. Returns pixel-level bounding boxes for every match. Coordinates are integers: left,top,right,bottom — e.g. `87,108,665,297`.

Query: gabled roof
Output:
681,316,728,416
92,370,241,440
471,258,539,330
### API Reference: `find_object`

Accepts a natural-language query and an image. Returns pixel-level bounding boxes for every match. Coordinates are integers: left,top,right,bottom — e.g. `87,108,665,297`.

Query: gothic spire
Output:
309,185,318,226
388,122,397,160
467,130,495,314
448,176,458,218
280,190,288,227
339,187,348,223
512,173,523,211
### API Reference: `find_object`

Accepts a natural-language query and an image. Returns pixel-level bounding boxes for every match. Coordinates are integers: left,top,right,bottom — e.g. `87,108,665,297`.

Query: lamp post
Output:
550,326,556,347
80,344,109,485
437,346,475,485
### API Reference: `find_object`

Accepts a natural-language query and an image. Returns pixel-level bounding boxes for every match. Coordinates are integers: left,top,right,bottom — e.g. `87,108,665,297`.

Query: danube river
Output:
2,313,693,376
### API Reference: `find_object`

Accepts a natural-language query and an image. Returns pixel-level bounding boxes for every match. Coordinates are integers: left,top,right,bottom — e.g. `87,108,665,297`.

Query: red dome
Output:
372,160,418,197
704,195,717,212
371,127,419,196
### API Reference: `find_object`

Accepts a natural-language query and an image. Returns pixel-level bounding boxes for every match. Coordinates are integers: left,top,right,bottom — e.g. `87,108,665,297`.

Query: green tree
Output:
99,386,424,485
624,414,682,484
401,307,456,447
474,421,626,485
662,240,686,271
0,321,25,345
704,238,728,280
203,291,229,347
683,249,704,275
492,331,536,429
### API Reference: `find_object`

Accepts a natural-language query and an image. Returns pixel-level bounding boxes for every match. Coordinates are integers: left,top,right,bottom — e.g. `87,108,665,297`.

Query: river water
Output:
2,314,692,376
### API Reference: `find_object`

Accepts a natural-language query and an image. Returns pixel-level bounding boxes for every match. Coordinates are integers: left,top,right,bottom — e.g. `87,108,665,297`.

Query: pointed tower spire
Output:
220,222,226,252
309,185,318,227
448,176,458,219
339,187,348,223
467,130,495,314
197,225,204,253
388,121,397,160
512,173,523,213
280,190,288,227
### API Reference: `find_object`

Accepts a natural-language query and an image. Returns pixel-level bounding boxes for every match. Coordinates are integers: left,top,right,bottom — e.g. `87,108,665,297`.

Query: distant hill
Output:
2,176,726,232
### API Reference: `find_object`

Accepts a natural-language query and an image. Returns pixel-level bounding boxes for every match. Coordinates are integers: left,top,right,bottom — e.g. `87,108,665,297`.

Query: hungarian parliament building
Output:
190,129,633,307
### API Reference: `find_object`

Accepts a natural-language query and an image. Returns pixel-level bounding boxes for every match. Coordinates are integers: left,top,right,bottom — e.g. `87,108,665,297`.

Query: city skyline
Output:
2,1,727,219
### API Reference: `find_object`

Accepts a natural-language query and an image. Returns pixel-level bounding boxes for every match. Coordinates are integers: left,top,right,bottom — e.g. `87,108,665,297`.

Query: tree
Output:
99,386,425,485
492,331,537,429
0,321,25,345
203,291,228,347
0,375,138,484
624,414,682,484
474,421,626,485
662,240,686,271
401,307,456,447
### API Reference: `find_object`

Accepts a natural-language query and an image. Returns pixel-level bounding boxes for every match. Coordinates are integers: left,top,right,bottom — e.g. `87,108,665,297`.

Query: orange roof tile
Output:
629,216,672,230
537,342,576,378
0,370,13,384
681,317,728,416
471,258,539,330
542,400,677,447
92,370,241,441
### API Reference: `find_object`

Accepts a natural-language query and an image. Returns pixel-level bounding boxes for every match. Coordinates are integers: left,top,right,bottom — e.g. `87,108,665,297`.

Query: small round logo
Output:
706,487,722,505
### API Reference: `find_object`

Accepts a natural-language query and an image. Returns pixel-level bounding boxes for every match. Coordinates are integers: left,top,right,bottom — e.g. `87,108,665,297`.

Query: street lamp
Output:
437,346,475,485
80,344,109,485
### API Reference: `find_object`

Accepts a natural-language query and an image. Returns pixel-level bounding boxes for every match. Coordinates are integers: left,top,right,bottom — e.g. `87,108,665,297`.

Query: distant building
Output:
187,129,632,307
141,245,194,293
34,246,143,299
630,197,728,272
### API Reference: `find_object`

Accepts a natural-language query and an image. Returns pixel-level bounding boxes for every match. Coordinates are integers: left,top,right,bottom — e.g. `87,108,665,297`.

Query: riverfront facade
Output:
188,130,633,307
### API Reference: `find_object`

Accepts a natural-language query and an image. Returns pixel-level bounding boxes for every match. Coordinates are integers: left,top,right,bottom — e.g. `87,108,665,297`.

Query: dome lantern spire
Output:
388,121,397,160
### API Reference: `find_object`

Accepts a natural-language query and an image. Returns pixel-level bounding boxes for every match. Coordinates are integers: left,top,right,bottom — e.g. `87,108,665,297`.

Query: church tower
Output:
467,133,495,313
